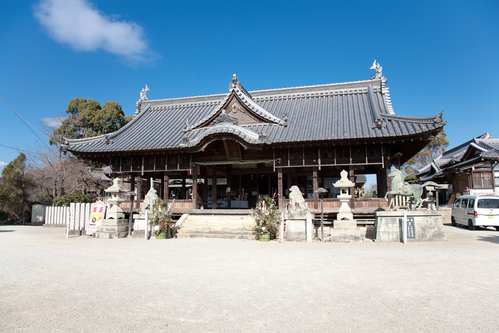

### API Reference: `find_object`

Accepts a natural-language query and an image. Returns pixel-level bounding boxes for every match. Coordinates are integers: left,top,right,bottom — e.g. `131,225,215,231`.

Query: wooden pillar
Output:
238,175,242,209
181,177,186,199
163,172,169,201
130,174,135,213
135,174,142,211
192,165,198,209
277,168,283,210
313,167,318,210
212,166,217,209
349,166,355,210
377,146,392,198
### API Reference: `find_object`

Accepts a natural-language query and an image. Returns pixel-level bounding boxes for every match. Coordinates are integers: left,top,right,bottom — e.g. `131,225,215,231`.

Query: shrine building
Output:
64,63,445,217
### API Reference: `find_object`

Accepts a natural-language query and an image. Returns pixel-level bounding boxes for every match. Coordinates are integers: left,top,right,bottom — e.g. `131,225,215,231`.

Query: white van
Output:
451,195,499,230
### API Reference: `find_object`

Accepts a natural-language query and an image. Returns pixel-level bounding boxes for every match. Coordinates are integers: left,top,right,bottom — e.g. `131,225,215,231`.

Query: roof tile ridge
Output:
470,142,488,152
380,112,444,123
183,92,233,132
65,134,105,145
181,123,263,148
477,139,499,151
233,86,285,125
381,86,395,115
250,78,380,97
142,93,226,106
442,139,478,158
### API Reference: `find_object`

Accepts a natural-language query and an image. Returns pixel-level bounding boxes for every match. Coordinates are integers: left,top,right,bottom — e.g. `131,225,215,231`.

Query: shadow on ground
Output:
477,235,499,244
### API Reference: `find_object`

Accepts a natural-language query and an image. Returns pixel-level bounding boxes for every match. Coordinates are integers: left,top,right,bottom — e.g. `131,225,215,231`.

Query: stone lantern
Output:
330,170,364,242
94,178,129,239
105,178,126,220
333,170,355,222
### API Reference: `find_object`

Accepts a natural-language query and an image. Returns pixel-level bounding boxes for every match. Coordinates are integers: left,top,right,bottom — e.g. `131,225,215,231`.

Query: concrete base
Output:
131,230,146,238
330,219,364,242
94,218,129,239
284,211,313,242
374,210,447,242
131,216,148,238
330,228,365,243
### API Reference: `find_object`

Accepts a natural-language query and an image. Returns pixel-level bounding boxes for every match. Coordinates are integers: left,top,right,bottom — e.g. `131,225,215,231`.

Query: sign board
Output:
86,201,107,235
407,217,415,239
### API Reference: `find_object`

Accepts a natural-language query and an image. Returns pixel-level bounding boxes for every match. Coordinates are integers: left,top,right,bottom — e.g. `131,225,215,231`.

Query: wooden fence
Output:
44,203,92,234
281,198,388,214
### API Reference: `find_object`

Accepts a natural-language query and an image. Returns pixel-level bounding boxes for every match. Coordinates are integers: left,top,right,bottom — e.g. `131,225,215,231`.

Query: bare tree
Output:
28,145,110,201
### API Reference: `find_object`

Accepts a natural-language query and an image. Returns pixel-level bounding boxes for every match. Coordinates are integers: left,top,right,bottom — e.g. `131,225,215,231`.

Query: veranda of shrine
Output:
64,65,445,219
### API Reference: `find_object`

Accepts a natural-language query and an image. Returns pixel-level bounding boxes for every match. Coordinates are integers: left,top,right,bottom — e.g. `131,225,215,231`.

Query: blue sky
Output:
1,0,498,171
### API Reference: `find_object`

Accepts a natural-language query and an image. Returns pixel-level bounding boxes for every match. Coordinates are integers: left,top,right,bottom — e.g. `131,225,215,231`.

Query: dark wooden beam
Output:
278,168,283,209
223,140,242,160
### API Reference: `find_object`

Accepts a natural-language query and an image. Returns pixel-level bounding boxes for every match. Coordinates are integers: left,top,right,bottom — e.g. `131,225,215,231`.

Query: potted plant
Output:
251,195,281,242
149,200,173,239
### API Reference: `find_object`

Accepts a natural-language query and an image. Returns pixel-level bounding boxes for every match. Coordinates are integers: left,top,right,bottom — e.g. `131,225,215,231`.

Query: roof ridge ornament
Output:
373,117,386,129
140,84,151,101
369,60,383,80
136,84,151,114
282,114,288,127
229,74,242,91
183,119,190,132
435,111,444,125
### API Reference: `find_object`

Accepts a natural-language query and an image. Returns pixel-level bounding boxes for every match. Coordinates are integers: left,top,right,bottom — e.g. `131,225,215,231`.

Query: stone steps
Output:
176,230,257,240
175,214,256,239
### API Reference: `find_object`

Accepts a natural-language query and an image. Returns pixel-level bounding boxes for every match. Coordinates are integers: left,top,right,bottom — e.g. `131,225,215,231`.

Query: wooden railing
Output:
120,198,387,215
120,200,194,214
281,198,388,214
171,200,194,213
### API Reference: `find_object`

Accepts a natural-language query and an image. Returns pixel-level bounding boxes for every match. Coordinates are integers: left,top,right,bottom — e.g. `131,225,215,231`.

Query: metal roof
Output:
65,74,445,154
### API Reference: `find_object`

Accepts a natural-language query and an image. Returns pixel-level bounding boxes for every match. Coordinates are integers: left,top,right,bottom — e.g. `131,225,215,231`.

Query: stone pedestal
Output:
374,210,446,242
94,218,129,239
131,180,159,238
329,170,364,242
132,213,148,238
330,219,365,242
284,210,313,242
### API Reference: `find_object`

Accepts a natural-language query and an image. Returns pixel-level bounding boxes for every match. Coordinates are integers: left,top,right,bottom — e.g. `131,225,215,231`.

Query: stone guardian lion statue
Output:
289,185,308,211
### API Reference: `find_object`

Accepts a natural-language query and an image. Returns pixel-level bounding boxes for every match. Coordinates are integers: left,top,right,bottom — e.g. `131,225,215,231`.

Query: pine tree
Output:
403,129,449,175
0,153,34,223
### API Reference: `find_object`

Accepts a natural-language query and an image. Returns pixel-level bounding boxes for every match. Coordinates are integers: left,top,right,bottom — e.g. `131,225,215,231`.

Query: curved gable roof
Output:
64,72,445,154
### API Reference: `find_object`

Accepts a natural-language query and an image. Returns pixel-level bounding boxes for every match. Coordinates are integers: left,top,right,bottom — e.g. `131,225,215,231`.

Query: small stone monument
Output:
132,179,159,238
330,170,364,242
94,178,129,239
284,186,313,242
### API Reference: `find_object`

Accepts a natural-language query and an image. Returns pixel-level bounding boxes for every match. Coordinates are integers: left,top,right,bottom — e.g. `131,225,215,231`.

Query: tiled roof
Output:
65,74,445,154
418,132,499,181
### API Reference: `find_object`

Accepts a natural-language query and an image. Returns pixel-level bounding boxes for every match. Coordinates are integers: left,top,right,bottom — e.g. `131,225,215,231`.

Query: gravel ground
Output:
1,224,499,332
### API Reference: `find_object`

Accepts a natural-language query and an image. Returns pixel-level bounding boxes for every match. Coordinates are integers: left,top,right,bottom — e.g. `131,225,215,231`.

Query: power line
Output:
0,143,31,153
0,93,51,148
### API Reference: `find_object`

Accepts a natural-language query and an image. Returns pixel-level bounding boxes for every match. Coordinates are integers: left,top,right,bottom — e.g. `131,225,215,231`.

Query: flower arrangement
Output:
251,195,281,239
149,199,173,236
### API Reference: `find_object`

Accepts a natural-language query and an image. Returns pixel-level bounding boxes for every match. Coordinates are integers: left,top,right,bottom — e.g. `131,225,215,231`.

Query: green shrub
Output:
404,175,419,184
53,193,97,206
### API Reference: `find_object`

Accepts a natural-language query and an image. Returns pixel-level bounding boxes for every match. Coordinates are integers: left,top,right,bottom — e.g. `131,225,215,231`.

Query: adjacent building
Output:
418,132,499,202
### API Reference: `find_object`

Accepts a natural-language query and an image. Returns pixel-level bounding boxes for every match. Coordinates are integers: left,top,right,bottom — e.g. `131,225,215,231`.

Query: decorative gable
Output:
183,74,286,133
215,93,266,126
211,109,238,125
